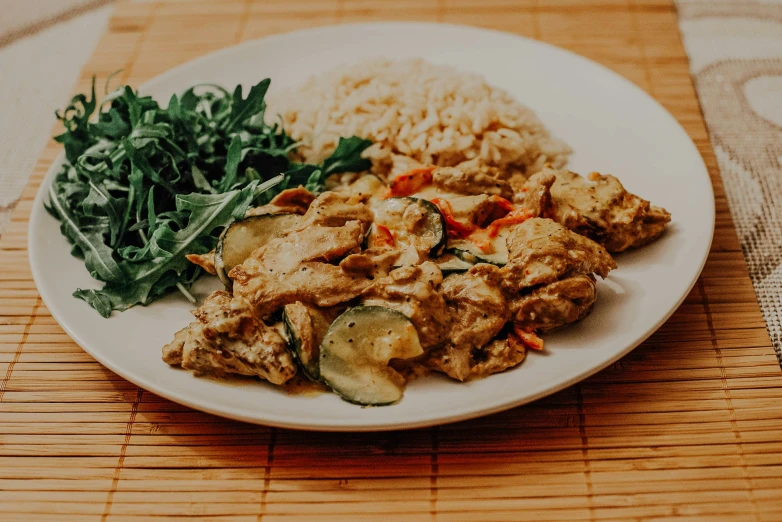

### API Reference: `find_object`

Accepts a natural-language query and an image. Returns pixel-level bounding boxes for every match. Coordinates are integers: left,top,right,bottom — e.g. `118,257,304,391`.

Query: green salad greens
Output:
47,77,372,318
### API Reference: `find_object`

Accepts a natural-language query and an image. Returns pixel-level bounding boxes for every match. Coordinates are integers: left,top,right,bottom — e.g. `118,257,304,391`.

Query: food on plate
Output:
499,217,616,291
162,290,296,385
522,168,672,252
47,78,372,317
165,155,669,404
46,58,671,406
319,306,424,405
273,58,571,176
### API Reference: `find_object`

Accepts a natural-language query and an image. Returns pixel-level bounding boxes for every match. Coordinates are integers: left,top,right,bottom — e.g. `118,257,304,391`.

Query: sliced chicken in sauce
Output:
441,264,510,349
162,291,297,384
527,168,671,252
511,274,597,332
165,151,670,403
432,158,515,200
514,170,555,217
470,336,527,379
501,218,616,291
231,220,373,316
424,334,526,382
245,186,315,217
185,251,217,275
339,248,400,279
422,264,517,382
298,191,374,229
337,174,386,203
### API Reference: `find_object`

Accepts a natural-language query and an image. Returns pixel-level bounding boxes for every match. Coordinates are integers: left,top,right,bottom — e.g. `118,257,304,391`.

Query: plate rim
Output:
27,21,715,431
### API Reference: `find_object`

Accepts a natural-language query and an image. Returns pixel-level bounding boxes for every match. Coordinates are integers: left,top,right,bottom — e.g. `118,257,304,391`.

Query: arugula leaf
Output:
72,289,113,318
49,75,374,317
190,165,215,194
92,108,130,139
48,181,124,283
72,176,282,316
82,180,128,247
323,136,373,175
222,80,270,133
54,78,98,163
216,135,242,192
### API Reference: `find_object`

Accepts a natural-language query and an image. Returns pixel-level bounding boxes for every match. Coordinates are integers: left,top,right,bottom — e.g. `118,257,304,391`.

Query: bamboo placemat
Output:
2,0,782,520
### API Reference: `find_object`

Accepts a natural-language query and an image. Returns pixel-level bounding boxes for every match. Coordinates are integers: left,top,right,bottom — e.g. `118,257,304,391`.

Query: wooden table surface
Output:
1,1,782,520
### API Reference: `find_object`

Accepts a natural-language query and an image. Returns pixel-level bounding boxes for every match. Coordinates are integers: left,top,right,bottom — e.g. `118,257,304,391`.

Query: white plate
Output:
28,22,714,431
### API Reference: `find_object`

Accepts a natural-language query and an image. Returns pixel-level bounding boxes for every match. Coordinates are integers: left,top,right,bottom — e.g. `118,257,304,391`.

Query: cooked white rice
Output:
271,58,571,176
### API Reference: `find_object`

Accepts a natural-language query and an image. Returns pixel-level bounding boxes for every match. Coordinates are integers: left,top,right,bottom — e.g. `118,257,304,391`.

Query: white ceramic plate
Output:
28,22,714,431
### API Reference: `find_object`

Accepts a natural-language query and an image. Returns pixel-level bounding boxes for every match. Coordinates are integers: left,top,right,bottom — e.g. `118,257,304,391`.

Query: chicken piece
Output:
448,195,493,225
422,344,473,381
339,248,400,279
282,302,343,375
501,218,616,292
432,158,514,200
424,335,526,382
231,221,373,316
298,191,374,229
162,291,297,384
507,168,530,196
161,325,188,365
336,174,387,203
362,262,450,348
511,274,597,331
470,336,527,379
447,194,516,227
442,264,510,349
537,168,671,252
514,170,555,217
185,252,217,275
245,187,315,217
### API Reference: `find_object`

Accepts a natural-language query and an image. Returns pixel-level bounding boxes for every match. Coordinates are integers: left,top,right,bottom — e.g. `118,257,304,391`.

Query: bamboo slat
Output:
1,0,781,520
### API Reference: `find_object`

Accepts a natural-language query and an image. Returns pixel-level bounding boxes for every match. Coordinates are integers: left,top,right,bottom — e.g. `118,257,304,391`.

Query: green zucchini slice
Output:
447,225,512,266
282,303,341,380
368,197,446,264
319,306,424,406
215,213,301,289
434,253,475,275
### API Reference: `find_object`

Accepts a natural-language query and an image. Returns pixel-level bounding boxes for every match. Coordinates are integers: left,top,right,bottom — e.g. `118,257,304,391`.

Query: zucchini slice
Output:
319,306,423,406
368,197,446,265
447,225,512,266
434,253,474,275
449,243,507,266
215,213,301,288
282,303,341,380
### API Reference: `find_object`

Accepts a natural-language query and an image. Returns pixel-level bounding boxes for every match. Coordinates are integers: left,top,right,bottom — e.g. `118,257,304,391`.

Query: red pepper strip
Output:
387,166,436,197
485,207,536,238
489,195,516,213
507,332,525,354
430,198,476,239
371,224,396,248
482,195,516,224
513,324,545,351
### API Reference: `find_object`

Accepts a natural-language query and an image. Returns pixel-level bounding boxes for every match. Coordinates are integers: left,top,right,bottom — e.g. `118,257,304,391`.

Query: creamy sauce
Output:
282,375,329,396
412,186,465,202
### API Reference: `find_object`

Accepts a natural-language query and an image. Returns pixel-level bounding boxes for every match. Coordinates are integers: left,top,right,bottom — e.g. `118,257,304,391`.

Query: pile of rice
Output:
271,58,571,176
